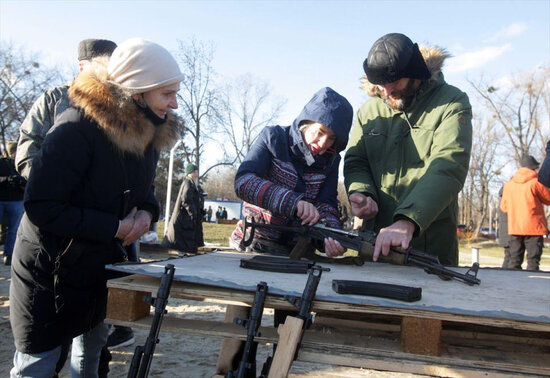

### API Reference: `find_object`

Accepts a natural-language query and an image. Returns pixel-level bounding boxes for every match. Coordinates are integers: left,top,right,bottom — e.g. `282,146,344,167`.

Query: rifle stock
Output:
266,266,324,378
228,282,268,378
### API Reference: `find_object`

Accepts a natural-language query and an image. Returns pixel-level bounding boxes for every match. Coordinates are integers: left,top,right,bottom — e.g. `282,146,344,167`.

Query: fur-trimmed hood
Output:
361,45,451,97
68,57,178,155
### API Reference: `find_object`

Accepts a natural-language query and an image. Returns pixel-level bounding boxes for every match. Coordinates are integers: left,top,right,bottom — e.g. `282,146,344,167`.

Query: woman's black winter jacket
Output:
9,60,178,353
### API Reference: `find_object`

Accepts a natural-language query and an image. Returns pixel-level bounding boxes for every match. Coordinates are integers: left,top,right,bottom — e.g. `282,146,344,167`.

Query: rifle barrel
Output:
407,255,480,285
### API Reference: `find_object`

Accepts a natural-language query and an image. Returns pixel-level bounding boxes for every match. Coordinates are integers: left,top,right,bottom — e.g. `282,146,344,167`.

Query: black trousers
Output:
508,235,543,271
502,246,510,268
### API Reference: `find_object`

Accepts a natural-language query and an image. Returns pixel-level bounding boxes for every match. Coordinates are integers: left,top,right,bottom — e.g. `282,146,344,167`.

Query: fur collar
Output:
68,57,179,155
360,45,451,97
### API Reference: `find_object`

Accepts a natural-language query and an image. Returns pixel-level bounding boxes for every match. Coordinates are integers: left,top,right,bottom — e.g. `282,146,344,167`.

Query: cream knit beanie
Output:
108,38,184,94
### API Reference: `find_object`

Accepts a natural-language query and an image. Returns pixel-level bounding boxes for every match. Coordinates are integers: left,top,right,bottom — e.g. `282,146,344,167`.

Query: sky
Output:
1,0,549,168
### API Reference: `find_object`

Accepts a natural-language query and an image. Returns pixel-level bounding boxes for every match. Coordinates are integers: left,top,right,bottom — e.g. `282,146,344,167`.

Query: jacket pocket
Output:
53,239,106,315
364,128,388,163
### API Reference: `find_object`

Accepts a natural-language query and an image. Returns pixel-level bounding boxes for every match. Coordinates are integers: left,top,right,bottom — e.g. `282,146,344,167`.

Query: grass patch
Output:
156,221,234,246
203,222,236,246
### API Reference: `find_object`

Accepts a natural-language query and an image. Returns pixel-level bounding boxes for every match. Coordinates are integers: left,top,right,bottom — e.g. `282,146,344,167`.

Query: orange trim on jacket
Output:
500,167,550,236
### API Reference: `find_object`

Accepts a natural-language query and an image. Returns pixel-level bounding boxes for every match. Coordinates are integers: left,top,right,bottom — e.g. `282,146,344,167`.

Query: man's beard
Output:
382,79,418,111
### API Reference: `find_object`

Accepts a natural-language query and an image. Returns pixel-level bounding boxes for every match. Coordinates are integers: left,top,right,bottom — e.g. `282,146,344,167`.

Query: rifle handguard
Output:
358,242,407,265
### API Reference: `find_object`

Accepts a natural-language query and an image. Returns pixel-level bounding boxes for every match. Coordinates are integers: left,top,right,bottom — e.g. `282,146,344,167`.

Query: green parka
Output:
344,46,472,265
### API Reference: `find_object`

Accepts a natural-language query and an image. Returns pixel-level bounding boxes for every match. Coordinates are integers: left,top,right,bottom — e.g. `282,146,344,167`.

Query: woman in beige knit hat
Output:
10,39,183,377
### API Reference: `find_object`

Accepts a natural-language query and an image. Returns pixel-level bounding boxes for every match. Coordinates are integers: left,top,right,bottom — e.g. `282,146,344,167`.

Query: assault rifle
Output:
128,264,175,378
227,281,269,378
242,219,480,286
263,265,324,378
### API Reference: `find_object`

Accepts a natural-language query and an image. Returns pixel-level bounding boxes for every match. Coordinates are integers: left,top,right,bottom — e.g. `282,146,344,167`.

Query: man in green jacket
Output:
344,33,472,266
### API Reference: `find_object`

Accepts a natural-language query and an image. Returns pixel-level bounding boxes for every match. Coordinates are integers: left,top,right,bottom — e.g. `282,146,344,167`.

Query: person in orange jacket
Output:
500,154,550,270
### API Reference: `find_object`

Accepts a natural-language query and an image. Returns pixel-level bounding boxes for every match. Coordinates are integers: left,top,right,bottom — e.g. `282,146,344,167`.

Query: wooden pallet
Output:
106,273,550,377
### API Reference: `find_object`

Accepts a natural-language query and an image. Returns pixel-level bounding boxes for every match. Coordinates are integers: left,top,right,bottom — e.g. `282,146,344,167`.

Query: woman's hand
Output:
296,200,320,225
122,209,153,246
115,207,137,240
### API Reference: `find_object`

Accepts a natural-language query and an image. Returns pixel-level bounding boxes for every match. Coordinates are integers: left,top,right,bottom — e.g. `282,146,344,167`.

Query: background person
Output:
0,142,25,266
162,163,205,255
345,33,472,266
538,140,550,187
497,186,511,268
500,154,550,271
9,38,182,377
207,205,213,222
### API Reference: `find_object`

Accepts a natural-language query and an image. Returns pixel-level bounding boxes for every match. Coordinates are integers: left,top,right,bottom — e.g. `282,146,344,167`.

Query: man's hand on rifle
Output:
116,207,137,240
373,219,415,261
296,200,320,225
122,209,153,246
325,237,346,257
349,192,378,220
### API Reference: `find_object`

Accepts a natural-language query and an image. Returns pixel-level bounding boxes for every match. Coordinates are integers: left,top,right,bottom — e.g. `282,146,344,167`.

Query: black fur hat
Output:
520,154,540,170
363,33,431,85
78,39,117,61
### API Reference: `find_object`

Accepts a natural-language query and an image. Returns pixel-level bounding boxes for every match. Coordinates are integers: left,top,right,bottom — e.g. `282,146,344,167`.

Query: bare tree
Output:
201,166,238,200
175,38,222,175
0,42,64,151
154,117,187,215
468,66,549,162
460,117,506,235
218,73,286,163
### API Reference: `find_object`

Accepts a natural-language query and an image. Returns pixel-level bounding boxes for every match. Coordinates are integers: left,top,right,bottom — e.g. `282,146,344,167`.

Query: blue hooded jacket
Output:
230,87,353,252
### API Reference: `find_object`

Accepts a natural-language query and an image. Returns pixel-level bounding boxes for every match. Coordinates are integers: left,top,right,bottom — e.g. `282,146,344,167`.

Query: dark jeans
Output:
0,200,23,257
508,235,543,271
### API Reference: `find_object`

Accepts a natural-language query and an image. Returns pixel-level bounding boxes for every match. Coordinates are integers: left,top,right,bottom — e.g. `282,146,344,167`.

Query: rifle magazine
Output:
332,279,422,302
240,255,315,274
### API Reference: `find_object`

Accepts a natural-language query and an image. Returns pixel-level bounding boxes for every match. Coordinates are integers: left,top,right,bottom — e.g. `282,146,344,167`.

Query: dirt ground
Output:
0,247,427,378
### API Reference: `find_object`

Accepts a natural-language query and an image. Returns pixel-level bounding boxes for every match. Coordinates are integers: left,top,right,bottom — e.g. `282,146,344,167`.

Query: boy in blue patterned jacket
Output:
230,87,353,257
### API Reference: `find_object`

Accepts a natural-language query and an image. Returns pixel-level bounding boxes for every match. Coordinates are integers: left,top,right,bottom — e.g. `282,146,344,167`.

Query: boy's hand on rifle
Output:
296,200,320,225
115,207,137,240
349,193,378,220
122,209,153,246
324,237,347,257
373,219,415,261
